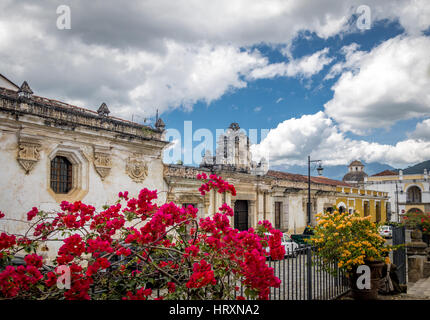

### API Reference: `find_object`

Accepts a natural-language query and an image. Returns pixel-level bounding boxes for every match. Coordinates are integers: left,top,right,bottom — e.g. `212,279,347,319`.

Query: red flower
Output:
97,257,111,269
167,282,176,293
27,207,39,221
115,246,132,257
186,259,216,289
58,234,85,257
0,233,16,250
123,288,152,300
45,272,57,287
24,254,43,269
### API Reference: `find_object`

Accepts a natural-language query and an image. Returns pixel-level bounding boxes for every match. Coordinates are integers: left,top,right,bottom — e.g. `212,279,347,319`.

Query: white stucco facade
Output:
365,170,430,222
0,84,169,241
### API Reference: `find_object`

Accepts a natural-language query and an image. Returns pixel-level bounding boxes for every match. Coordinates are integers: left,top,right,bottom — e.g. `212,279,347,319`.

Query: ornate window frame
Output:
47,145,89,203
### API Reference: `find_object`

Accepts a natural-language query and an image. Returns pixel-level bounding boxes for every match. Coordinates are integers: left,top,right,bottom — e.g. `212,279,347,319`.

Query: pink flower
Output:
26,207,38,221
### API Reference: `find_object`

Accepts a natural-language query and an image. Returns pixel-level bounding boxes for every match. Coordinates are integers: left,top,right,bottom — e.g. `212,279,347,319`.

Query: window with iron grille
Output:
50,156,72,194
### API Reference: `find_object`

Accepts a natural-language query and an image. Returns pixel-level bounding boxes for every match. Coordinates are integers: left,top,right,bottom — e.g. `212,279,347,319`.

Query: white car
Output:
378,225,392,238
264,233,299,258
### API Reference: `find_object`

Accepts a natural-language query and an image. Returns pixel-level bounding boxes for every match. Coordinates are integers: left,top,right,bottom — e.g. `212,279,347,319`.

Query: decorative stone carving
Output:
164,165,204,179
94,151,112,180
18,81,33,100
17,140,41,174
97,102,110,117
126,155,148,182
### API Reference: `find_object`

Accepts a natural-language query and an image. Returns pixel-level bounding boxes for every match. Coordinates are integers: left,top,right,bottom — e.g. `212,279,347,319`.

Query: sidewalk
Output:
403,277,430,299
372,277,430,300
339,277,430,300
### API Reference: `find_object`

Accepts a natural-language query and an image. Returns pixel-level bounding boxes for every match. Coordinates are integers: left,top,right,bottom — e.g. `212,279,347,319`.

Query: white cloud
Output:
254,106,262,112
124,42,267,117
324,43,365,80
0,0,429,120
275,97,284,104
249,48,333,80
409,119,430,141
324,35,430,134
251,112,430,168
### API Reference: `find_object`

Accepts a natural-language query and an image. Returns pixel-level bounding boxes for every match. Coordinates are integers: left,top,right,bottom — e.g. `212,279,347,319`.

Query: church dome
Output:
349,160,364,167
342,171,368,183
343,159,367,183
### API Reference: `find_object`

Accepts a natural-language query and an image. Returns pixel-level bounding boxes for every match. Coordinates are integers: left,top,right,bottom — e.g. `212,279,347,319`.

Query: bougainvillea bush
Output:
0,173,283,300
401,209,430,236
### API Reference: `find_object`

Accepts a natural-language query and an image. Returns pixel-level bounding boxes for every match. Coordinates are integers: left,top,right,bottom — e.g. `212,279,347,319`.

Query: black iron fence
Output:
265,245,349,300
392,226,407,284
148,244,350,300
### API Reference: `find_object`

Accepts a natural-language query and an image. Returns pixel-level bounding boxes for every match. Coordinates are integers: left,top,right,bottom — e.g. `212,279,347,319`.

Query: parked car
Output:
379,225,393,238
264,233,299,259
290,226,314,245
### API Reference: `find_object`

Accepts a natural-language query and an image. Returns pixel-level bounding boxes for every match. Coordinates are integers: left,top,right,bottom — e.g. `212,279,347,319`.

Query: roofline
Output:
0,73,19,90
0,86,161,134
266,169,351,187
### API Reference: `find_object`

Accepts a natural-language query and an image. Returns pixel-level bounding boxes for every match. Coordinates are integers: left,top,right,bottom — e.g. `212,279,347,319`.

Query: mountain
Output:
401,160,430,174
271,162,396,181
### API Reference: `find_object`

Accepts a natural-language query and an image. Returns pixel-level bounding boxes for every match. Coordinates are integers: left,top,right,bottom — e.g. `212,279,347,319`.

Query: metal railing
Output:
265,245,349,300
392,226,407,284
148,244,350,300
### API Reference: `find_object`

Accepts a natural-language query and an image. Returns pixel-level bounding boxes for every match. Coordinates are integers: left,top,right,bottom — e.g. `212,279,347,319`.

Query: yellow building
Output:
335,186,389,223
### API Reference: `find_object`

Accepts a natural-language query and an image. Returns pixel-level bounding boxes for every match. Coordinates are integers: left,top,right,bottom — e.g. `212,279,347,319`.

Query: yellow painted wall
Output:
405,204,425,213
404,182,424,190
335,196,387,223
368,173,424,182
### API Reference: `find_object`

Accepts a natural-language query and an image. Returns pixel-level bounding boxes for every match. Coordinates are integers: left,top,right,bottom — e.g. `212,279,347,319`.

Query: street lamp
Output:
307,156,323,225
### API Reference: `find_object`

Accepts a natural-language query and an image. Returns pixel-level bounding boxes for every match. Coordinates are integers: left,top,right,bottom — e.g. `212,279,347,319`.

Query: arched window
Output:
50,156,72,193
407,186,422,203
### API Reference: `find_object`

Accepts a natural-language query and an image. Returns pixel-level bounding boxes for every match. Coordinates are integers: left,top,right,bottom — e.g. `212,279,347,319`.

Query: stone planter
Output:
348,260,385,300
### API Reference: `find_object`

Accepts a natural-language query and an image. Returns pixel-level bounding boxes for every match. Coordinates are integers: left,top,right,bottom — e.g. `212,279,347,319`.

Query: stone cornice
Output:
0,89,167,145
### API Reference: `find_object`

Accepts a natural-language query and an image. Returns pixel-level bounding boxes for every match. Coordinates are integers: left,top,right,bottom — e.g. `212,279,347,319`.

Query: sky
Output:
1,0,430,172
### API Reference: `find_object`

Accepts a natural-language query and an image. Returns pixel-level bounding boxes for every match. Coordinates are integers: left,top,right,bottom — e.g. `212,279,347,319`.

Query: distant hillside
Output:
273,160,430,181
401,160,430,174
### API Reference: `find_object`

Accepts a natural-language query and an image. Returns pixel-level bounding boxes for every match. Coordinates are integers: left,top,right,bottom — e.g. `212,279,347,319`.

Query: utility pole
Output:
308,156,311,225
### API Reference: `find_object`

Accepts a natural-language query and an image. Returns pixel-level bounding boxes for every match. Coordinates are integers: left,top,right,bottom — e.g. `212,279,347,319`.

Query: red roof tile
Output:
371,170,397,177
266,170,351,187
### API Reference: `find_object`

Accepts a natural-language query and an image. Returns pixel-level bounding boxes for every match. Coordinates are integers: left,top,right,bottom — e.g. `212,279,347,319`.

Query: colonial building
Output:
0,75,169,239
365,168,430,222
0,74,389,251
166,124,389,234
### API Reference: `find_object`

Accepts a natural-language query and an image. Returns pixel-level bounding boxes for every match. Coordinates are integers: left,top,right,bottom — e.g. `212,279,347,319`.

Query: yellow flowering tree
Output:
308,209,392,275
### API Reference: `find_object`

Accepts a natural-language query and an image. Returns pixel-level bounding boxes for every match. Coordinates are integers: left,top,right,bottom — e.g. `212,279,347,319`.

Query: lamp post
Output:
307,156,323,225
395,181,403,223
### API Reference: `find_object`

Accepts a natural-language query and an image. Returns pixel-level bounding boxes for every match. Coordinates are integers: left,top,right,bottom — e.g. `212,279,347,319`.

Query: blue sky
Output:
161,18,429,169
1,1,429,172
